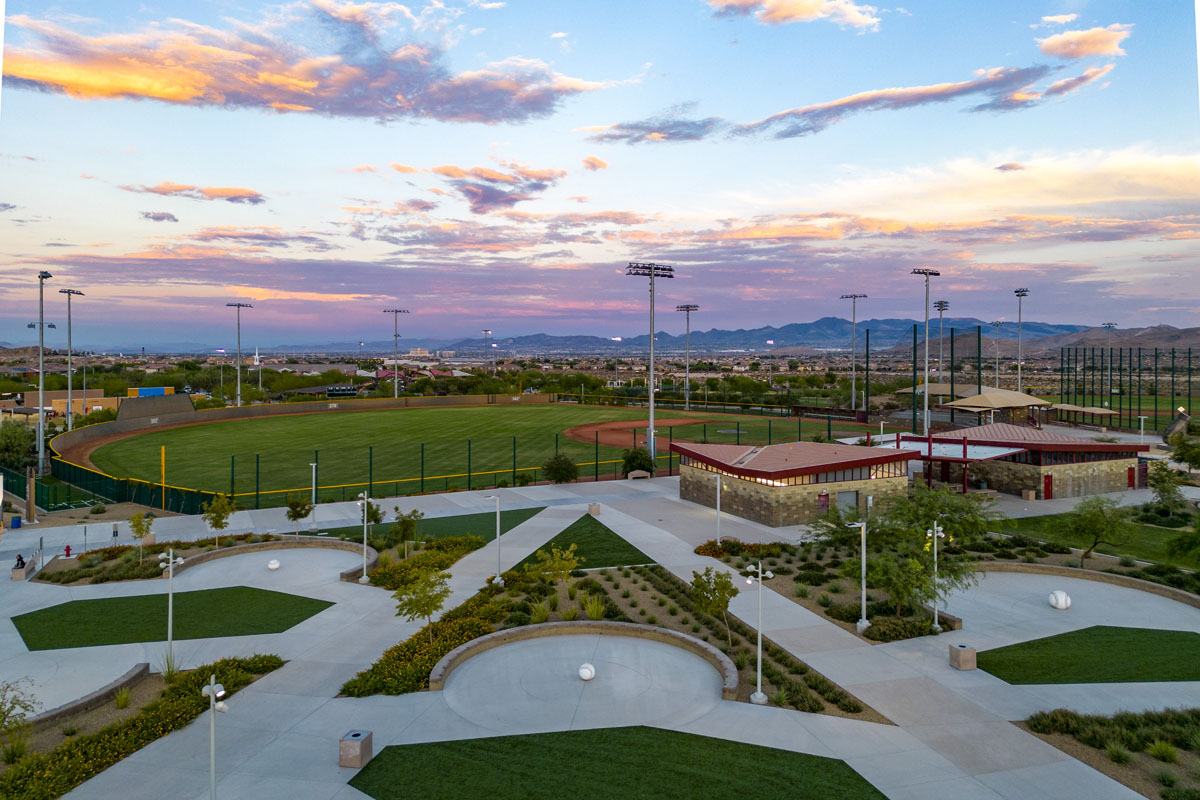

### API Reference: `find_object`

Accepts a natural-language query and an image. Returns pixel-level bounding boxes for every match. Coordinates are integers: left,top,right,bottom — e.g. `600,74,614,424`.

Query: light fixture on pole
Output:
926,520,945,632
485,494,503,585
845,520,871,634
675,304,699,410
356,492,371,584
58,288,84,431
200,674,228,800
627,262,674,458
1014,289,1029,393
933,300,949,393
745,561,773,705
34,271,53,474
910,269,939,436
840,294,867,411
225,303,252,407
158,548,185,671
383,309,410,399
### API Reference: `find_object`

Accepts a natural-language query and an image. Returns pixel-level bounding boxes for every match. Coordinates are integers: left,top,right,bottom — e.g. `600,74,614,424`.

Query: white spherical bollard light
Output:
1048,590,1071,610
267,559,280,572
578,663,596,681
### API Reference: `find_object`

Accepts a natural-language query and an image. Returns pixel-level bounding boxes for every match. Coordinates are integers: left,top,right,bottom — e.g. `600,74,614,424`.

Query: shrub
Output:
621,446,655,476
1105,741,1133,764
61,726,77,737
1149,739,1179,763
89,504,106,515
504,612,531,627
543,453,579,484
862,616,934,643
584,593,606,620
647,615,658,625
770,689,789,707
1119,556,1136,567
733,650,750,670
794,585,809,598
530,601,551,624
113,687,131,709
817,593,833,608
1158,769,1178,787
369,537,485,590
560,606,579,621
827,583,843,594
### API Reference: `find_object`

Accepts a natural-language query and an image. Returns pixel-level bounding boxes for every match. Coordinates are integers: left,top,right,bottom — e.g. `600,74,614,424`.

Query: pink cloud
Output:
120,180,266,204
582,155,608,171
1037,24,1132,59
708,0,880,29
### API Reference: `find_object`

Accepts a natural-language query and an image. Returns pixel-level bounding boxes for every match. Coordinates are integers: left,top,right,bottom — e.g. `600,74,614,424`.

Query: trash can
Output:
11,517,21,529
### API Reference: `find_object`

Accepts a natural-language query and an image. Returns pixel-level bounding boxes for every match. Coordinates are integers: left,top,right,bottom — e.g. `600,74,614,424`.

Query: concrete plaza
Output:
0,477,1195,799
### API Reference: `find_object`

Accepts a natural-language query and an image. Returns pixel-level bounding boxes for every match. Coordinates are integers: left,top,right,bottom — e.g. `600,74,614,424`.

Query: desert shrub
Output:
1105,741,1133,764
1149,739,1179,763
862,616,934,643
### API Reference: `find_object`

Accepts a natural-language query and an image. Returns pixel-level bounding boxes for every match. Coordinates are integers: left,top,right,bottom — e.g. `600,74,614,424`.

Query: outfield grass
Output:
87,403,887,498
12,586,333,650
349,726,886,800
319,507,545,542
514,514,651,570
978,626,1200,684
1006,514,1196,568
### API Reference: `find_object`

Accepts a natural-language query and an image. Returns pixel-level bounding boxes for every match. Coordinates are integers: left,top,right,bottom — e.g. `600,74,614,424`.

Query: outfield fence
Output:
48,409,879,512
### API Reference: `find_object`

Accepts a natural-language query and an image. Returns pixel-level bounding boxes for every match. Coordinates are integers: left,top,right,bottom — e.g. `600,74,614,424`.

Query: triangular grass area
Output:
977,625,1200,684
513,513,651,571
13,586,333,650
350,726,886,800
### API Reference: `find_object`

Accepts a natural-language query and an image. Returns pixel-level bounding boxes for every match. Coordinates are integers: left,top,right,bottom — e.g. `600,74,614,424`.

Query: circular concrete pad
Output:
443,634,723,732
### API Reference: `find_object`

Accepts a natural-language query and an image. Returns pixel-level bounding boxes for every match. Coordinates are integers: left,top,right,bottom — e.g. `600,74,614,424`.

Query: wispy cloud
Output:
120,181,266,204
1037,24,1132,59
4,4,605,124
994,162,1025,171
581,155,608,170
708,0,880,30
141,211,179,222
0,203,16,212
1032,13,1078,28
585,103,727,144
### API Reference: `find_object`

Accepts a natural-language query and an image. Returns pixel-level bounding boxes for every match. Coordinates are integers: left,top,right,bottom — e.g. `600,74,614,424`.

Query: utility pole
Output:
627,262,675,458
840,294,867,411
676,304,699,410
384,309,410,398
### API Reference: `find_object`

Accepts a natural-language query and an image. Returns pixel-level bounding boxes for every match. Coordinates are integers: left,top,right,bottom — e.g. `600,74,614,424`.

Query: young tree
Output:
201,493,235,547
129,511,153,563
875,484,1005,550
1147,460,1186,512
543,452,579,484
364,500,383,537
1064,495,1132,567
285,497,314,536
866,553,932,616
1170,433,1200,472
0,420,35,472
0,677,38,758
525,543,583,588
393,569,452,643
691,567,740,648
621,446,656,476
389,507,424,558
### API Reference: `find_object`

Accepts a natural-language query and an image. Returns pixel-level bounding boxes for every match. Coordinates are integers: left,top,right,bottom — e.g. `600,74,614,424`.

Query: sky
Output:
0,0,1198,350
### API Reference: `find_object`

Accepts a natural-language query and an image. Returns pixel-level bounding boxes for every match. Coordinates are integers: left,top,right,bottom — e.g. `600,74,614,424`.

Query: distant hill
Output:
1025,325,1200,351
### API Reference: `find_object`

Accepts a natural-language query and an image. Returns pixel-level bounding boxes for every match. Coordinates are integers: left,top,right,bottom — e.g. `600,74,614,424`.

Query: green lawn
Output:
86,403,887,499
514,514,651,570
320,506,546,542
12,586,333,650
1006,514,1196,568
979,626,1200,684
349,727,886,800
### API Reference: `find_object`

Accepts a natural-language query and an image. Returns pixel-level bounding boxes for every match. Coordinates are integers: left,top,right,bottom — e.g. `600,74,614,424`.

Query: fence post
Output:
668,426,673,476
467,439,472,491
736,421,740,445
595,431,599,481
512,436,517,484
827,415,832,441
798,416,801,441
420,443,425,493
255,454,260,509
768,418,772,445
369,445,374,499
555,433,559,454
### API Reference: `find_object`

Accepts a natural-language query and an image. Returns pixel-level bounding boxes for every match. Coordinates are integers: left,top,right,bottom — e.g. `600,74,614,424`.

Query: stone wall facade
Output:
942,457,1136,499
679,465,908,527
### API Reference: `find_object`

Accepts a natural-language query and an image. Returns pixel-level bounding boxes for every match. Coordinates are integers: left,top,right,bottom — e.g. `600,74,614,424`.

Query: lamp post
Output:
34,271,52,474
485,494,503,585
200,675,228,800
158,548,185,671
58,288,84,431
1014,289,1029,393
676,304,699,410
846,519,870,634
926,520,945,632
745,561,773,705
911,269,939,435
383,309,409,398
627,262,674,458
840,294,866,411
356,492,371,583
226,303,252,406
714,473,722,546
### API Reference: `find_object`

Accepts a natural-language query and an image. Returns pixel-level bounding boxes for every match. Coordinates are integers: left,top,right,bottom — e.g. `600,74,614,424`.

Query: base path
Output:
563,417,708,453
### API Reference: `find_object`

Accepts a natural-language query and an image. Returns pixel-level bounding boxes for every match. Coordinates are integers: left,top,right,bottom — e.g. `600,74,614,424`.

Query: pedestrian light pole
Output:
846,519,871,633
745,561,773,705
627,262,674,458
911,269,940,435
226,302,252,406
840,294,866,411
1014,288,1029,393
485,494,503,585
383,308,410,398
59,288,84,431
676,304,699,410
927,520,946,632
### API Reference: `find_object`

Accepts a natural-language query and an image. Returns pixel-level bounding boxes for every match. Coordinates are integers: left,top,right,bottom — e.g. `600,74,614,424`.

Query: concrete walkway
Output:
0,478,1189,799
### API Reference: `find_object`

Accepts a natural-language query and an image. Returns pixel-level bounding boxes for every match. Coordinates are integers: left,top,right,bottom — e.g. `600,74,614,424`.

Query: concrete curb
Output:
30,662,150,727
978,562,1200,610
428,620,739,700
170,537,380,583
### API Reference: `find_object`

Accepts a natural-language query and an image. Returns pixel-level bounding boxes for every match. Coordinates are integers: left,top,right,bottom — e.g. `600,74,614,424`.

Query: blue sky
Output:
0,0,1197,349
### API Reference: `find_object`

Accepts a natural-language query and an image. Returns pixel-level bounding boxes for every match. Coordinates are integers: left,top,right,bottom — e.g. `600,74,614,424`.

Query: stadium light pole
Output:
840,294,867,411
226,303,252,407
481,329,492,376
933,299,949,384
627,262,674,458
383,309,410,398
992,320,1004,389
1103,322,1117,399
911,269,940,436
1014,288,1029,393
34,271,52,475
59,289,84,431
676,304,699,410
